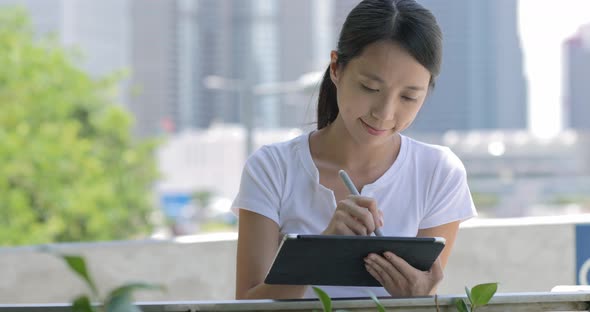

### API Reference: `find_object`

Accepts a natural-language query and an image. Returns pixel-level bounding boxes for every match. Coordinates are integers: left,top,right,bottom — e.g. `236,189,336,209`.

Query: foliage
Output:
549,195,590,207
0,7,159,245
313,282,498,311
471,192,500,208
192,189,214,209
46,249,164,312
455,283,498,312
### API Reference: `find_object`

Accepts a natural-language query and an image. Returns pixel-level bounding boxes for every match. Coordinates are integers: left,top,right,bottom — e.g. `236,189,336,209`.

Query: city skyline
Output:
2,0,589,138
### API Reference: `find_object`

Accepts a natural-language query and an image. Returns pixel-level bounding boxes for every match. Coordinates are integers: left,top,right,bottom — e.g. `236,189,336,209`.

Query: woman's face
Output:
330,40,431,145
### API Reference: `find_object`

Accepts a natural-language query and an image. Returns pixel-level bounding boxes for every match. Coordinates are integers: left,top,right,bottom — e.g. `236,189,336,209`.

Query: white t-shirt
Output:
232,131,477,298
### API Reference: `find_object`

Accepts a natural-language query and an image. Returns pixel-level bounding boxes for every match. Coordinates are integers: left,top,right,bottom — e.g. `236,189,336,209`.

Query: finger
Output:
365,256,388,286
365,253,404,289
383,252,420,281
343,196,377,232
333,210,368,235
350,195,382,228
365,262,385,286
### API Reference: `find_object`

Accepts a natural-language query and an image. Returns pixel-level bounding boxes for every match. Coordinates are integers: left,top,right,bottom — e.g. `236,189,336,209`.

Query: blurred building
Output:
436,130,590,217
157,125,302,199
185,0,280,129
411,0,528,133
275,0,335,129
169,0,325,129
190,0,337,131
439,130,590,178
563,23,590,130
130,0,179,137
147,0,370,134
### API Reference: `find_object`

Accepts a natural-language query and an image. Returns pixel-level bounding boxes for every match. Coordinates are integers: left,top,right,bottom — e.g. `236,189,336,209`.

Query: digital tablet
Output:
264,234,445,286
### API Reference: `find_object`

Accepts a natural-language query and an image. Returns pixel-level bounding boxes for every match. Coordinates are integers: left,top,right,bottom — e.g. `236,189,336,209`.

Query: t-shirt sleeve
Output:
419,148,477,229
231,146,283,225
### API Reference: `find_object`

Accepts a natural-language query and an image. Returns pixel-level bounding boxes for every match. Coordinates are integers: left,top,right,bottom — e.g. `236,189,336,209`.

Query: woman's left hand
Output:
364,252,443,297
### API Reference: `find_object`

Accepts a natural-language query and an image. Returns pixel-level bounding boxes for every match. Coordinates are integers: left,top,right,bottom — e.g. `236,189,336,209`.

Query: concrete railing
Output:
0,215,589,304
0,292,589,311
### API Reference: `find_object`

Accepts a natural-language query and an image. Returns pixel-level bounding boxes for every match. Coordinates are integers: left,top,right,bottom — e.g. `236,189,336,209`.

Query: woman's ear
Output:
329,51,340,86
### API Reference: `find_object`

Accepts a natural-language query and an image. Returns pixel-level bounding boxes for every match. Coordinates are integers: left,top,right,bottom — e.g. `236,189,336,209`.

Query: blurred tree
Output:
0,8,159,245
192,190,214,211
549,195,590,207
471,192,500,209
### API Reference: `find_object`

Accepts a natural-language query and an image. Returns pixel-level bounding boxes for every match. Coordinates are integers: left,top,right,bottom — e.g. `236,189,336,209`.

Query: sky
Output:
518,0,590,138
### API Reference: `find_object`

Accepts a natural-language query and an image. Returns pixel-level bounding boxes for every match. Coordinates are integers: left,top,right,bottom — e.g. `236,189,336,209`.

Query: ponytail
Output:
316,66,339,129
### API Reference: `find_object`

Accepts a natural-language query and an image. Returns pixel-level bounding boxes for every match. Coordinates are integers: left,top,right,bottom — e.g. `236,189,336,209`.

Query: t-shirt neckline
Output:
297,130,409,193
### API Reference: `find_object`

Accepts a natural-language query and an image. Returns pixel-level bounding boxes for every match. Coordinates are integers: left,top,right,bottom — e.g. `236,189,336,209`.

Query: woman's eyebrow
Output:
405,86,425,91
359,72,384,83
359,72,426,91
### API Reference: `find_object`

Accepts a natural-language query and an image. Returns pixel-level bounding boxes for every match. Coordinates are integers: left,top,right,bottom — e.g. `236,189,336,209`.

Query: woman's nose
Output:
370,99,396,121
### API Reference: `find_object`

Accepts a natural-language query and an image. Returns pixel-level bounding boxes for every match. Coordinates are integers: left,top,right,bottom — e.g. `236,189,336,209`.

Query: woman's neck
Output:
310,118,401,176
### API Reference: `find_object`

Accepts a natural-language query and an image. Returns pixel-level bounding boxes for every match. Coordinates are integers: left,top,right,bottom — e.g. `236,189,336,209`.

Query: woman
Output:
233,0,477,299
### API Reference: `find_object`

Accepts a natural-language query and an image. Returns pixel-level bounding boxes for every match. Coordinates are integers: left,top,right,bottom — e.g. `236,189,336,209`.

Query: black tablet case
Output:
265,235,444,286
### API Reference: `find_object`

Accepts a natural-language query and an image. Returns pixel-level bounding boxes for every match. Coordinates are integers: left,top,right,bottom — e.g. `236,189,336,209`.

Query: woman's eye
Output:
361,84,379,92
402,96,417,102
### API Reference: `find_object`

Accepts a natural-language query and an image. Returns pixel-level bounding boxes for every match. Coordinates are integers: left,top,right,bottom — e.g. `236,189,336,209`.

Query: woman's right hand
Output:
322,195,383,235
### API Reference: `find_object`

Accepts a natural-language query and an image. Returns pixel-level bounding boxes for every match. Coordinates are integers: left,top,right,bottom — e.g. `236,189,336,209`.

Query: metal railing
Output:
1,292,589,312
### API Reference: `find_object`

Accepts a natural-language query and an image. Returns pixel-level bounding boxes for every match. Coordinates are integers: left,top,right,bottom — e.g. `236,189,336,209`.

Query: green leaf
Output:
312,286,332,312
470,283,498,307
107,282,165,297
454,298,470,312
367,291,385,312
105,283,165,312
62,255,99,296
105,294,141,312
464,286,472,304
72,295,95,312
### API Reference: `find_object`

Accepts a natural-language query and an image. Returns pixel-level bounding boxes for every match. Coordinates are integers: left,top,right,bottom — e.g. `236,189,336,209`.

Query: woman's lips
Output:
361,119,389,136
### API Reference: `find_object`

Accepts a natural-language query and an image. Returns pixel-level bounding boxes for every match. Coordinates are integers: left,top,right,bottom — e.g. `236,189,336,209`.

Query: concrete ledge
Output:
0,215,589,303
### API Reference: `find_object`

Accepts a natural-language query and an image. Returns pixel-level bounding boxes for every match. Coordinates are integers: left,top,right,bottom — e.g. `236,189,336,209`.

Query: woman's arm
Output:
417,220,460,269
417,220,461,295
235,209,308,299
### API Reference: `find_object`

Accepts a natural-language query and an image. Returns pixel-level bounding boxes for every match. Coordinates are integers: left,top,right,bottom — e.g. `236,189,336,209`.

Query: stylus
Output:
338,169,384,236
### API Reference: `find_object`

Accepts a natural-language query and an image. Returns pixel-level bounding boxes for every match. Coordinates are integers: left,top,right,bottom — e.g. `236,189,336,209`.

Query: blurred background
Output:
0,0,589,245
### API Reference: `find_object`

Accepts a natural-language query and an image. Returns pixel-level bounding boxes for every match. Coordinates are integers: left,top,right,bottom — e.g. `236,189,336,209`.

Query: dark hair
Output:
317,0,442,129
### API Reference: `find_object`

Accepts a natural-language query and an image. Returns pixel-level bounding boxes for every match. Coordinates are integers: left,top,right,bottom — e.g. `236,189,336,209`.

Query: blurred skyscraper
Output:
275,0,341,128
411,0,528,133
176,0,282,130
130,0,179,137
176,0,348,131
563,23,590,130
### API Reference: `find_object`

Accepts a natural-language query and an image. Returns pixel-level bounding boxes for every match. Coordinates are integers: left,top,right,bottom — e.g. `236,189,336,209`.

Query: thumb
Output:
429,257,444,281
